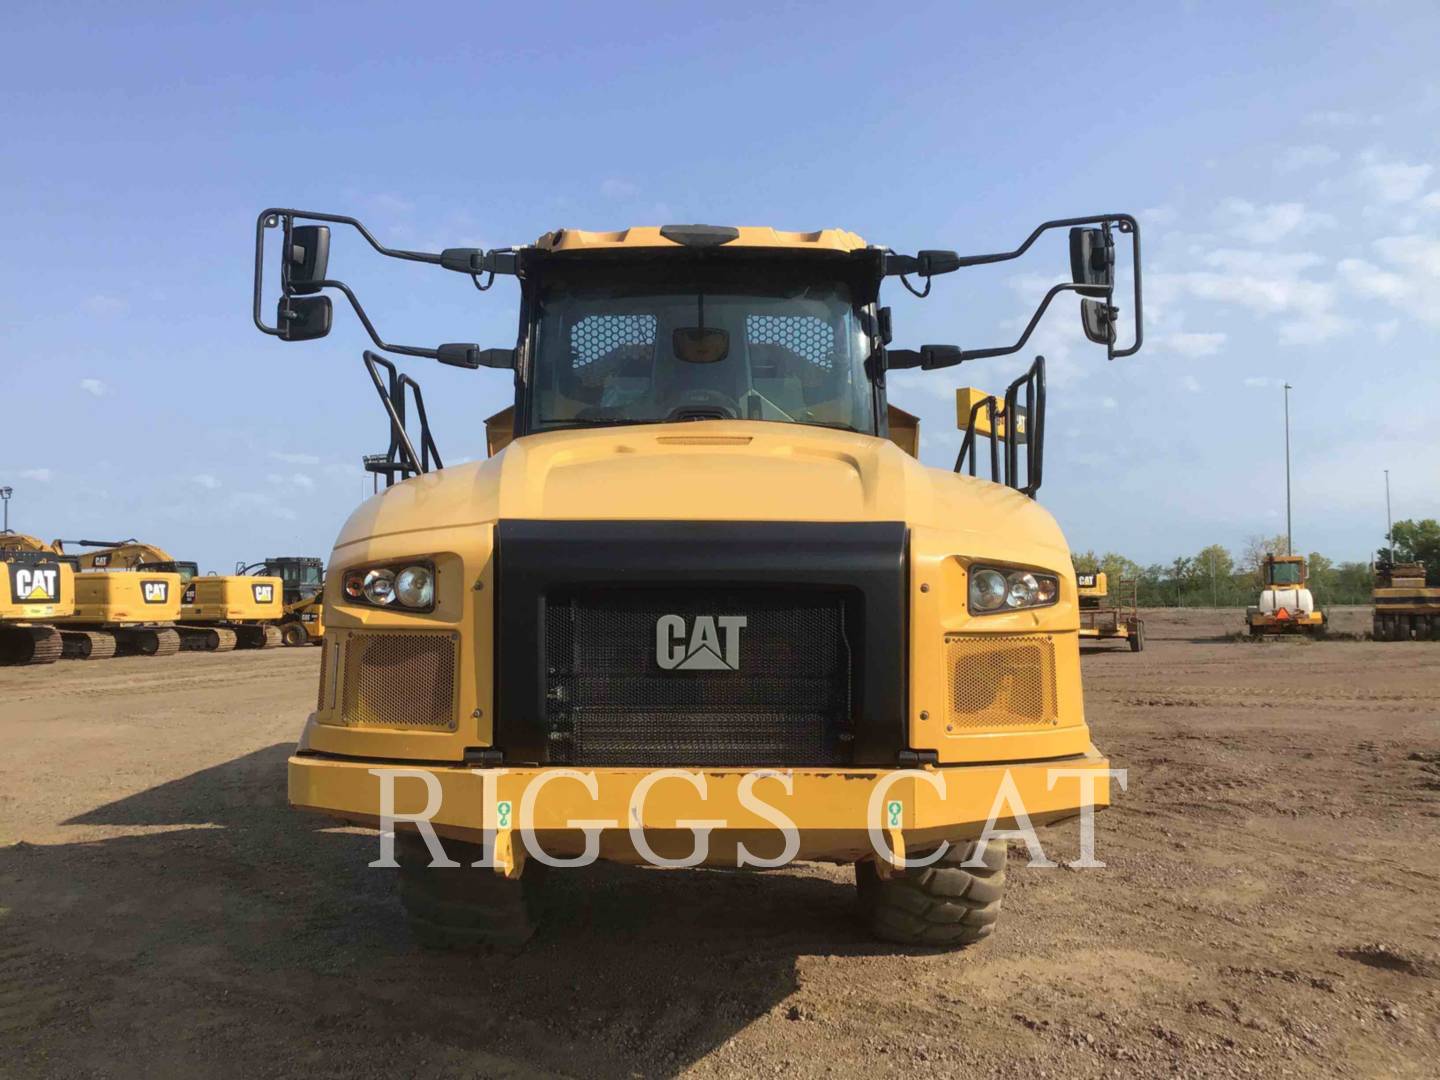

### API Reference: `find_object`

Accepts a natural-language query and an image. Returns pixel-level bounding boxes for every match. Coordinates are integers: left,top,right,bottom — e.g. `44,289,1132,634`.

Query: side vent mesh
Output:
334,632,458,730
943,634,1057,730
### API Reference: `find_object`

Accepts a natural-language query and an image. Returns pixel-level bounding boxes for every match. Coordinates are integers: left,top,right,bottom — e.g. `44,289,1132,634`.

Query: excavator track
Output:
129,627,182,658
61,630,118,661
0,626,63,666
178,626,238,652
236,624,284,649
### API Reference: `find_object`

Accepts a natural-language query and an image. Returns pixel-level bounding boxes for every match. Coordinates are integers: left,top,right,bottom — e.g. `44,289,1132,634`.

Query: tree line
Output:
1072,518,1440,608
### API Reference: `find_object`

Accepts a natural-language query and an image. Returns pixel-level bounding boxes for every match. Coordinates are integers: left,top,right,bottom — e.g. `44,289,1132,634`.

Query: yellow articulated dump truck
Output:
60,539,284,652
1074,571,1144,652
0,532,74,665
253,206,1144,948
1246,554,1326,637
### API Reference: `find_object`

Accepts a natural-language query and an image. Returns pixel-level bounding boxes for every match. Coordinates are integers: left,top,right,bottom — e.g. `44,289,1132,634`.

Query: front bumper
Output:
289,746,1113,872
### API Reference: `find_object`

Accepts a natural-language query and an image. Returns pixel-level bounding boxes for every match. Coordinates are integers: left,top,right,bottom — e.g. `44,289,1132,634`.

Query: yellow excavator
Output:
236,556,325,646
62,539,284,650
0,532,75,665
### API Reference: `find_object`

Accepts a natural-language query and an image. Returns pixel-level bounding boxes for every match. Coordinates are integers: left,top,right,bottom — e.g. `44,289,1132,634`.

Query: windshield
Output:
275,563,323,585
529,262,876,434
1268,561,1303,585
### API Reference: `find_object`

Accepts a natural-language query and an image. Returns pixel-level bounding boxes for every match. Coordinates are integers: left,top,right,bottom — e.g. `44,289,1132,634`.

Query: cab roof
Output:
533,225,869,254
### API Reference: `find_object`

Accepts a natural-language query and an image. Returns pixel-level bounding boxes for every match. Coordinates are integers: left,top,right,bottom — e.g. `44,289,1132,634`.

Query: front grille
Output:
336,632,458,730
944,634,1057,730
544,588,853,766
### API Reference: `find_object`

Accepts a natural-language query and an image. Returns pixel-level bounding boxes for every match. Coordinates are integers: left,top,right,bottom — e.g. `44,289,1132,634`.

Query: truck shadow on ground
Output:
4,744,894,1077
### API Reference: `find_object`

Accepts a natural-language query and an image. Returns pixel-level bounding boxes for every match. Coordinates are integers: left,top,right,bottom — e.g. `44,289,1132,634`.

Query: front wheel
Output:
856,839,1006,948
281,621,309,647
396,833,546,951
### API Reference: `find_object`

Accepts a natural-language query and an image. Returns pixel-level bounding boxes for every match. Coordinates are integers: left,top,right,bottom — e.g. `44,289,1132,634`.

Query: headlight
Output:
395,565,434,608
969,569,1009,612
968,565,1060,614
341,559,438,611
362,568,396,606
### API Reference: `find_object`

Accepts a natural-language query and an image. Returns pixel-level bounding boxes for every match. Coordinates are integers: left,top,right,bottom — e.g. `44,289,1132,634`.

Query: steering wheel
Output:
665,389,740,421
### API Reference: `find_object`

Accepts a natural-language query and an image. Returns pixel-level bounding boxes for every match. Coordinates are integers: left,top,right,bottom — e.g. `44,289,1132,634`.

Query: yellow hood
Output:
333,420,1070,566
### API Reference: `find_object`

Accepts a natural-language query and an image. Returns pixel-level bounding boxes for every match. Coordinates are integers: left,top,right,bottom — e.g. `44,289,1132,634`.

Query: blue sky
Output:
3,1,1436,571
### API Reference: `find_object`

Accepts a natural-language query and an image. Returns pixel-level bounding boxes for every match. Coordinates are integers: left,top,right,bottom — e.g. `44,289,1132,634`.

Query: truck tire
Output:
281,621,309,647
396,833,545,951
856,839,1005,948
1129,620,1145,653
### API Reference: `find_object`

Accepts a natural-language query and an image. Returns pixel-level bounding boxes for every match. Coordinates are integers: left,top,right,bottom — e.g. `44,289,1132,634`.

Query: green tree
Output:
1241,533,1289,587
1193,544,1236,606
1071,549,1100,573
1384,519,1440,584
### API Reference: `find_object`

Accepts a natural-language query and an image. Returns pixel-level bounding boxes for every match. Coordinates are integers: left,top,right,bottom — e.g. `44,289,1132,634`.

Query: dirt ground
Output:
2,607,1437,1079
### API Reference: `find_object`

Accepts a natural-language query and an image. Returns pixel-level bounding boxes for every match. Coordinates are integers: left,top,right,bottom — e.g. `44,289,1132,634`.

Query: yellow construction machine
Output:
237,556,325,645
0,532,74,665
1074,571,1144,651
253,205,1144,948
48,548,183,659
1373,561,1440,640
62,539,284,651
1246,554,1326,636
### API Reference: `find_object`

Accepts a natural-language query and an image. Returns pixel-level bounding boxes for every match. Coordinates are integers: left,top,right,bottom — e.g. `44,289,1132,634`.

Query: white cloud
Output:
1101,397,1118,410
191,473,220,489
1419,192,1440,212
1338,234,1440,326
1154,248,1349,344
1276,144,1340,172
1181,375,1201,394
1376,319,1399,342
227,492,297,521
268,450,321,466
265,472,315,491
1161,331,1227,357
1244,376,1282,388
79,378,108,397
20,468,53,482
600,178,639,199
82,294,127,316
1141,205,1177,227
1306,110,1381,128
1358,152,1434,203
1219,198,1335,244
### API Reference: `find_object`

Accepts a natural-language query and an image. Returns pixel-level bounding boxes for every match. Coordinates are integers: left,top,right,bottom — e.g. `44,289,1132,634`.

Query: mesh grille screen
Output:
545,588,853,766
570,314,656,368
338,633,458,730
746,314,837,369
944,634,1057,730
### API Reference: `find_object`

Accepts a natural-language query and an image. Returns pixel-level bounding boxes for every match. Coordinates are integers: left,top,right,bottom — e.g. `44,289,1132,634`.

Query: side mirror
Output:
1079,299,1116,346
1069,226,1114,289
287,225,330,295
277,296,332,341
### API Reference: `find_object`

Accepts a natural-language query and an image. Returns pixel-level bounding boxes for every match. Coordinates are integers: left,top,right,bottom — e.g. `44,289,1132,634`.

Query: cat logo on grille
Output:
655,614,747,671
142,580,170,603
252,583,275,604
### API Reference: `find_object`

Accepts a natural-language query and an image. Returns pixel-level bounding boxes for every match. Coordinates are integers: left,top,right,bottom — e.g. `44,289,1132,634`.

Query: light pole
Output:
0,486,11,533
1385,469,1393,562
1283,383,1293,556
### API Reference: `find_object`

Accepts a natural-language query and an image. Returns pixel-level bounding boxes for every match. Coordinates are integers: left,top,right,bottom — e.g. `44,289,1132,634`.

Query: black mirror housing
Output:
277,296,332,341
1069,227,1114,288
287,225,330,295
1080,299,1115,345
